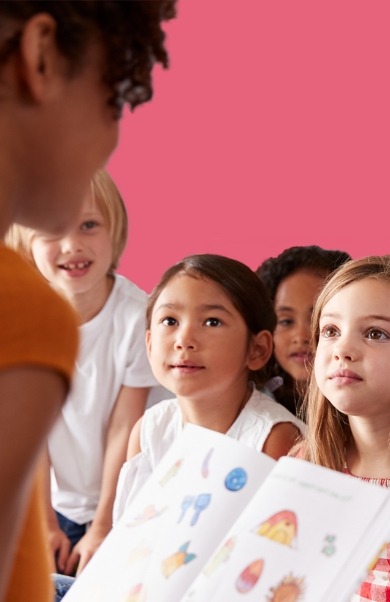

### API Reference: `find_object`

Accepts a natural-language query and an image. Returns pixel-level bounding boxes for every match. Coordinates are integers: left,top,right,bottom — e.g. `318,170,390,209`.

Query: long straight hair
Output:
293,255,390,471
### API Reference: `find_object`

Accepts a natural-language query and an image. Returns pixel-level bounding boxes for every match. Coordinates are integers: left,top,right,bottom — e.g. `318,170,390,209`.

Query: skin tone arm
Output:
126,416,143,460
0,367,66,602
262,423,301,460
42,448,71,573
63,386,149,576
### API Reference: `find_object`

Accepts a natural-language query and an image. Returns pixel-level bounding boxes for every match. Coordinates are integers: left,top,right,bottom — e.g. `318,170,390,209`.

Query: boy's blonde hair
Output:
293,255,390,471
6,170,128,275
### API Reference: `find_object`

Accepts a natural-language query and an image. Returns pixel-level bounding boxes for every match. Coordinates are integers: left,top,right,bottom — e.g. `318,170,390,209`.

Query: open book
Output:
64,424,390,602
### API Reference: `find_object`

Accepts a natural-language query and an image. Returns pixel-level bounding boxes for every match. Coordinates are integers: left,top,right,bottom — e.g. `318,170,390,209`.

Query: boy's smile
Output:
31,192,113,316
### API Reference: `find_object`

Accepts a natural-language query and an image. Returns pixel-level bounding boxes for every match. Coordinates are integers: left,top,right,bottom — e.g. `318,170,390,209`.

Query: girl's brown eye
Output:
368,329,386,340
322,326,338,338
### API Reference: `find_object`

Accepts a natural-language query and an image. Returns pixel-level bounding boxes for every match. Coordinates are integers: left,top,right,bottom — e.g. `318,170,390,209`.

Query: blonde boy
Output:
7,170,159,575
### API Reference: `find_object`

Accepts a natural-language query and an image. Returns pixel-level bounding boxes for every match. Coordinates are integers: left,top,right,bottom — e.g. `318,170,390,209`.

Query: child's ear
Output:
145,330,152,362
18,13,64,103
247,330,273,371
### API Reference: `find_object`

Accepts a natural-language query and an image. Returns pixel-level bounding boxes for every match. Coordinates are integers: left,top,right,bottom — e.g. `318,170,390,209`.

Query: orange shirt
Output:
0,246,78,602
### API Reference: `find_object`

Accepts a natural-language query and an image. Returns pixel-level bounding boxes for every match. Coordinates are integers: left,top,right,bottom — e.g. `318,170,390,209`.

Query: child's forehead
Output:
79,190,105,218
154,274,234,309
321,278,390,318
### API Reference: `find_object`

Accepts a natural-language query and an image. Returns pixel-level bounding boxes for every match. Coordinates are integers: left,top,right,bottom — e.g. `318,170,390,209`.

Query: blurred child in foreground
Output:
7,170,160,575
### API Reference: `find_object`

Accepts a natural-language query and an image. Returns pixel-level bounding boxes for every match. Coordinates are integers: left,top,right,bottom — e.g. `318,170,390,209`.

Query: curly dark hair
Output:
0,0,177,115
256,245,351,302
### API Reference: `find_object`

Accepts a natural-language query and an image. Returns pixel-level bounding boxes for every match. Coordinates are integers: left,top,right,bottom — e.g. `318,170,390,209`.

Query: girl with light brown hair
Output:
293,255,390,601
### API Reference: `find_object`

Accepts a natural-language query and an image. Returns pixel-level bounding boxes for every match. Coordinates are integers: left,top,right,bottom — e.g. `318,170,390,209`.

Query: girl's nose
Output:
174,325,197,350
292,322,311,345
332,335,356,361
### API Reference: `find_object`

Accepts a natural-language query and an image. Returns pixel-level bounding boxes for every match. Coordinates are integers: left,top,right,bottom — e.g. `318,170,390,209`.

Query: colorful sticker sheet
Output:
63,427,390,602
181,456,390,602
63,424,275,602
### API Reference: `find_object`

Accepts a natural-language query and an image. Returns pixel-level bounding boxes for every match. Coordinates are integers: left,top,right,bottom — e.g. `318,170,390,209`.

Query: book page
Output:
182,456,389,602
326,494,390,601
63,424,275,602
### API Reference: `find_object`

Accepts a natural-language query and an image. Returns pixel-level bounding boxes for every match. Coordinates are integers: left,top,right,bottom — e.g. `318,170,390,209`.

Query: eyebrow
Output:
155,303,233,316
276,305,314,312
321,313,390,323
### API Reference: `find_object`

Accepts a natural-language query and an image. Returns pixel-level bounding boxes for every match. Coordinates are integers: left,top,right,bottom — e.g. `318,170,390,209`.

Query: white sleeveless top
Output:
113,387,304,524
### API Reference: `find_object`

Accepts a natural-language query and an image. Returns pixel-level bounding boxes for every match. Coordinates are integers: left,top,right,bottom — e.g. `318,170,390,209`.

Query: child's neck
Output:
347,415,390,479
61,275,115,325
177,381,252,435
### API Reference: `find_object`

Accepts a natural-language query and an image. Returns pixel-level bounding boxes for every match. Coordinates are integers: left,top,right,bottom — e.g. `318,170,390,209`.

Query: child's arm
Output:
0,368,66,601
64,386,149,576
42,447,72,573
262,422,301,460
126,415,143,459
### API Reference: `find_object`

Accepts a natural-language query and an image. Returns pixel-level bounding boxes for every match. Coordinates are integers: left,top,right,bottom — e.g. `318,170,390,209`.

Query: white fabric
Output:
49,275,159,524
113,387,305,524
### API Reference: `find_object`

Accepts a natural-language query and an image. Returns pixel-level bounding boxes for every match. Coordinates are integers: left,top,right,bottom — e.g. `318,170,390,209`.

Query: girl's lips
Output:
171,361,204,374
329,369,363,385
289,352,312,364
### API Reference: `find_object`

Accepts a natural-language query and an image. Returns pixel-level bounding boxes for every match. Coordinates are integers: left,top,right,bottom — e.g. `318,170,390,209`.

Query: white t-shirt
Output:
49,275,161,524
113,387,305,524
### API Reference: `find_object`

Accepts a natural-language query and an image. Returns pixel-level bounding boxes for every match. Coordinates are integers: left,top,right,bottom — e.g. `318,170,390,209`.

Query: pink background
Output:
108,0,390,293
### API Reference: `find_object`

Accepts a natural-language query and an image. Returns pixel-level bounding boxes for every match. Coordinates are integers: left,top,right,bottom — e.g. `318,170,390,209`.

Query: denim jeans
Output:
52,574,75,601
55,511,87,549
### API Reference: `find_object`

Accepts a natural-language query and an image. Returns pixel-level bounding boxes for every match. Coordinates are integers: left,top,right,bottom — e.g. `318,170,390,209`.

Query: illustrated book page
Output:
181,456,390,602
63,423,275,602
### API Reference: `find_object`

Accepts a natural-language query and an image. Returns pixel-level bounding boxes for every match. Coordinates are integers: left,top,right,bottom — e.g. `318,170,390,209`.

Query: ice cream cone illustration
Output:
161,541,197,578
203,537,236,577
160,459,183,486
255,510,297,546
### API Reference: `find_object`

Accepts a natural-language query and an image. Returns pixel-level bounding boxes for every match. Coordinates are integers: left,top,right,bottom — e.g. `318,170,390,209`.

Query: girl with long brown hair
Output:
293,255,390,601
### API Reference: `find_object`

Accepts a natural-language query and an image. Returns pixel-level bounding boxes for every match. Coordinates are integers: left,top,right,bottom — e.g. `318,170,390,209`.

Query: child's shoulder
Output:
143,396,178,423
140,397,180,465
248,388,305,432
106,275,149,322
113,275,148,305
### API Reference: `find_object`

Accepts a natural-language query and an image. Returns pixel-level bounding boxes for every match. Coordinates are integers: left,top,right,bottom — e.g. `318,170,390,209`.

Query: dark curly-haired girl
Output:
257,246,351,416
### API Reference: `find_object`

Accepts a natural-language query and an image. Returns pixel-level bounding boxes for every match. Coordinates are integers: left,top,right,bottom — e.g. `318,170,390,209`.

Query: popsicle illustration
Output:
202,448,214,478
255,510,297,546
190,493,211,526
160,459,183,487
178,495,195,523
126,504,167,528
162,541,197,578
236,559,264,593
203,537,237,577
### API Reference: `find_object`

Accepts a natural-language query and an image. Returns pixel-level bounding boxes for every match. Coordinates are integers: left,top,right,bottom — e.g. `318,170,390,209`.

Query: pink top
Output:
344,460,390,602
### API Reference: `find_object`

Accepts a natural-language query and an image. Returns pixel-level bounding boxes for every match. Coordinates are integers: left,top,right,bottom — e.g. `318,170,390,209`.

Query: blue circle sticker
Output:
225,467,247,491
